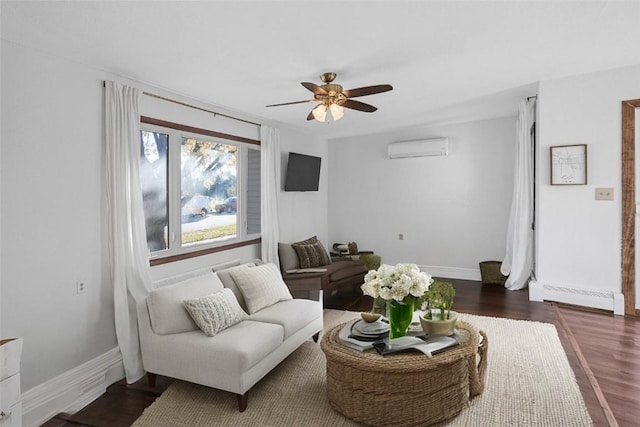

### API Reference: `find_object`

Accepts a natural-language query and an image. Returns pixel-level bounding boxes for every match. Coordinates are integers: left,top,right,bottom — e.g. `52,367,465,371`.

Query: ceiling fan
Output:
266,72,393,122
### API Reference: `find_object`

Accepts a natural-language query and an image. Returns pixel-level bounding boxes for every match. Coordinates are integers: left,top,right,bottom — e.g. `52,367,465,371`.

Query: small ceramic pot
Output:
420,310,458,336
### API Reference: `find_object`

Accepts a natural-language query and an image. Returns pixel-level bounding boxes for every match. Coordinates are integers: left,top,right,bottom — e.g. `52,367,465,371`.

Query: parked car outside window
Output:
215,197,237,213
182,194,212,218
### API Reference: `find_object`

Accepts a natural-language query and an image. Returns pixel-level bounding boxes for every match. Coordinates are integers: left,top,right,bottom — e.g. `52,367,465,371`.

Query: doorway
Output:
621,99,640,316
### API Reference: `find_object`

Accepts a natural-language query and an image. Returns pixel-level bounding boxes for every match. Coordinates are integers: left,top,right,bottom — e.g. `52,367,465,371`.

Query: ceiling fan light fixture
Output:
312,104,327,122
266,72,393,122
329,103,344,121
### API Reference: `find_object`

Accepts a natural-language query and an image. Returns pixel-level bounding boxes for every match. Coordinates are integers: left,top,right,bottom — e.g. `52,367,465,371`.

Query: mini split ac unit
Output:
387,138,449,159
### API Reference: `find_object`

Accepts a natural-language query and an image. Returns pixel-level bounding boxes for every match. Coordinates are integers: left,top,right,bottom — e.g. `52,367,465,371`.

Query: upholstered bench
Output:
278,237,368,305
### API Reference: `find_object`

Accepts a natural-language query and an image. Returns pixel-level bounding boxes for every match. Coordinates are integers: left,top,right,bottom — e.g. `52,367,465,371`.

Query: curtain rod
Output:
527,95,538,101
103,81,261,127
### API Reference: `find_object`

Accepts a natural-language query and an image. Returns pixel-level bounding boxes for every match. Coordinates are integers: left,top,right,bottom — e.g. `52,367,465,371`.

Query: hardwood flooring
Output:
42,279,639,427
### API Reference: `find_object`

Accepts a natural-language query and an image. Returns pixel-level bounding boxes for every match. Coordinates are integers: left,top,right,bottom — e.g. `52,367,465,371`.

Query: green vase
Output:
388,299,414,339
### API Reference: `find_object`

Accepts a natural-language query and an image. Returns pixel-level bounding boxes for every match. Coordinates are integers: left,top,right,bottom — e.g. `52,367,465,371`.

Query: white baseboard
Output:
418,265,481,281
21,347,124,427
529,280,625,315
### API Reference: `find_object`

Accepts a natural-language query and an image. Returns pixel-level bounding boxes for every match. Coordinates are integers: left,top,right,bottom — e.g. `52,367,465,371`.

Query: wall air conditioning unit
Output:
387,138,449,159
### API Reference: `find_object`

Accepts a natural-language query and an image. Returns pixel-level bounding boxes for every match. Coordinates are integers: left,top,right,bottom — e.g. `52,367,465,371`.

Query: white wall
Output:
328,117,516,279
1,40,116,392
536,64,640,310
278,127,329,246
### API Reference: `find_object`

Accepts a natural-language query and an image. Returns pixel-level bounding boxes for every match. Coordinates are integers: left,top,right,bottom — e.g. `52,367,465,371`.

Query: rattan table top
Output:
321,320,481,372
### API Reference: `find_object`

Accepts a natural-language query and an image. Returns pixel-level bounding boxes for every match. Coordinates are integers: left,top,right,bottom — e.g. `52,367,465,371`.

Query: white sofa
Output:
136,261,323,411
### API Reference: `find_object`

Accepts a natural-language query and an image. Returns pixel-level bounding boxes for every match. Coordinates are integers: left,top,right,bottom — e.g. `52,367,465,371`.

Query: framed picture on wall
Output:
550,144,587,185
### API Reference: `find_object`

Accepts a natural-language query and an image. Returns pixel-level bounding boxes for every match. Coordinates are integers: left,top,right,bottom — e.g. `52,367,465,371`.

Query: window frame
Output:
140,116,261,266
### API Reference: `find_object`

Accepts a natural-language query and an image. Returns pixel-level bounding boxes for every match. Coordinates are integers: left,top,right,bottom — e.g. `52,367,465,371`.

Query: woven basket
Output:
479,261,508,285
320,321,487,427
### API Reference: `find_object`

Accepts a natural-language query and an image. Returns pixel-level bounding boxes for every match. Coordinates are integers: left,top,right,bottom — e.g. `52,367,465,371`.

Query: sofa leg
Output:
237,392,248,412
312,332,320,343
147,372,157,387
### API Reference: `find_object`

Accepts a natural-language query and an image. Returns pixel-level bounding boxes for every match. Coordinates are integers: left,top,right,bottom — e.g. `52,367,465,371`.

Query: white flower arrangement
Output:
361,263,432,302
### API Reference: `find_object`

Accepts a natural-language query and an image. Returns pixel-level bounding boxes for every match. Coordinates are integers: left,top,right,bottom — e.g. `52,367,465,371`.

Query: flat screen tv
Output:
284,152,321,191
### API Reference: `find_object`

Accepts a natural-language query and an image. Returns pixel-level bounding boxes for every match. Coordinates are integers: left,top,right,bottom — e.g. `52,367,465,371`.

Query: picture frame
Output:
550,144,587,185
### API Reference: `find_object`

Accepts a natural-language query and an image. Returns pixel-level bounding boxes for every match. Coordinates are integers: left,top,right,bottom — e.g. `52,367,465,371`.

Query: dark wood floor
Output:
43,279,639,427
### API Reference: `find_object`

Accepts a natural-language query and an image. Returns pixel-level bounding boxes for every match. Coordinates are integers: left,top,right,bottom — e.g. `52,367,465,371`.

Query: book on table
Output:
338,319,459,356
372,335,458,356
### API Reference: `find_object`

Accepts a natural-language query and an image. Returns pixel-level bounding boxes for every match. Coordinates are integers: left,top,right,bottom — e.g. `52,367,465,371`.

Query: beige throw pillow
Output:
229,263,293,314
183,288,248,337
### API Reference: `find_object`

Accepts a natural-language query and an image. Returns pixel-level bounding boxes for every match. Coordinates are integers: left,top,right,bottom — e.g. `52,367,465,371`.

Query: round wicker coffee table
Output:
320,320,487,427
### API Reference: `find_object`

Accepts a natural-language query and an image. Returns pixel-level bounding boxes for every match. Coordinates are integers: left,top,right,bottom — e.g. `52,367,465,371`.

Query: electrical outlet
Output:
595,188,614,201
398,233,404,240
76,280,86,294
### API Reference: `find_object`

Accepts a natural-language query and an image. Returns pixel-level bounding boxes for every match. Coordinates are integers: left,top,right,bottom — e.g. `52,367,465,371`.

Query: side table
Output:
320,320,487,427
0,338,23,427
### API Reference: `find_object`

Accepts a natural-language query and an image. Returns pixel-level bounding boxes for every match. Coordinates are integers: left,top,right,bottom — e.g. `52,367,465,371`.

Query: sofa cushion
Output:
147,272,225,335
183,288,248,337
292,240,332,268
248,299,321,340
152,320,284,374
229,263,293,314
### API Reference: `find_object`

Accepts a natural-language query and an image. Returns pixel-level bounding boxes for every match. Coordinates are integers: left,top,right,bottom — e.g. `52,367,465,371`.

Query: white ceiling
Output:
3,1,640,140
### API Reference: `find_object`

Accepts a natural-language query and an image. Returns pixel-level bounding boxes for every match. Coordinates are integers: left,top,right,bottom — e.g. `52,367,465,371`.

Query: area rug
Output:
132,311,592,427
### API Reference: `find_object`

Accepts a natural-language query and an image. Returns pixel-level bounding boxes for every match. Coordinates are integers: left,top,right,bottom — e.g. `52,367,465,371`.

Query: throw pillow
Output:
183,288,248,337
292,240,332,268
228,263,293,314
295,235,318,245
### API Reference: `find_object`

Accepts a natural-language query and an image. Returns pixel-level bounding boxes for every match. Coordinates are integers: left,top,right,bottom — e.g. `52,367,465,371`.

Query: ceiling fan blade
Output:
342,99,378,113
301,82,327,95
306,108,316,121
266,99,315,107
343,84,393,98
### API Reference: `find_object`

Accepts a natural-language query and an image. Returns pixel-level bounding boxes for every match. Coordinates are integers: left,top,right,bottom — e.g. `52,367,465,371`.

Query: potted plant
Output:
417,280,458,336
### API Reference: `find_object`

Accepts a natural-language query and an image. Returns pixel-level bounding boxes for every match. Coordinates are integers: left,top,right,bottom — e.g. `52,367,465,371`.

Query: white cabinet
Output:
0,338,22,427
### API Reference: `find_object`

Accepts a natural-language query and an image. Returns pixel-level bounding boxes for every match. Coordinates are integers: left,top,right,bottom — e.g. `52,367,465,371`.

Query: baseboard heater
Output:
388,138,449,159
529,281,624,315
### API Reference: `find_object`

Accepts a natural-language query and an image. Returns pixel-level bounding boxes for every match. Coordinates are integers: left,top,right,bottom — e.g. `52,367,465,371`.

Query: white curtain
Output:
105,82,153,383
501,98,536,290
260,125,281,265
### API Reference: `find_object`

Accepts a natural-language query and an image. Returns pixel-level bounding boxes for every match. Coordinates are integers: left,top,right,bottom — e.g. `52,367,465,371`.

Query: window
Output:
139,118,260,261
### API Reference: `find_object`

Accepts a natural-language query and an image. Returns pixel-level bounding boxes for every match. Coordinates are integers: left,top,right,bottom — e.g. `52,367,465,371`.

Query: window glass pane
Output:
181,137,237,246
246,148,261,235
140,131,169,252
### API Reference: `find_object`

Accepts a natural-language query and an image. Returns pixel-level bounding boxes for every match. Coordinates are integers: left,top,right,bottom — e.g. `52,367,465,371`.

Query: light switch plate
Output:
595,188,614,200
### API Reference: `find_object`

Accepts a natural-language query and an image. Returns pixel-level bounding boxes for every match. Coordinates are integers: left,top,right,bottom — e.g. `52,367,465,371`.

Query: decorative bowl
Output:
361,312,382,323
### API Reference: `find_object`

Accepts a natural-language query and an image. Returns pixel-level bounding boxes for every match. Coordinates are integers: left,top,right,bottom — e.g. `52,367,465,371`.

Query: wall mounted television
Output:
284,152,321,192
